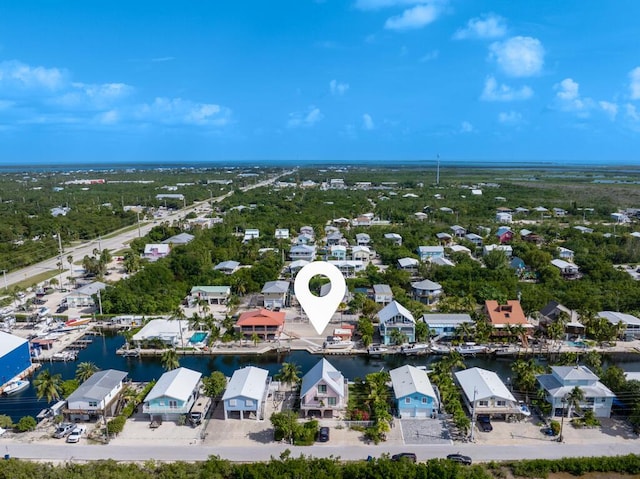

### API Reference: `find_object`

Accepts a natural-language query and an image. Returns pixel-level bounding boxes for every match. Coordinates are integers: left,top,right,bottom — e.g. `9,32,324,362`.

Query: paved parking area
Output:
400,419,452,445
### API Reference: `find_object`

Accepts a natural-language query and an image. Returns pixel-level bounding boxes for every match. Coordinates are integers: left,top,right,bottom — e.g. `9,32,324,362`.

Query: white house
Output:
417,246,444,262
397,257,419,274
327,260,365,278
496,212,513,223
384,233,403,246
222,366,270,420
66,369,128,421
465,233,483,247
65,281,106,308
356,233,371,246
214,260,240,275
378,301,416,346
454,367,520,417
289,244,316,262
190,286,231,305
597,311,640,340
558,247,575,261
143,244,171,261
373,284,393,305
143,367,202,422
300,358,347,418
351,245,373,262
275,228,290,240
243,228,260,242
162,233,195,245
483,244,513,258
261,280,289,309
132,319,189,347
551,259,580,279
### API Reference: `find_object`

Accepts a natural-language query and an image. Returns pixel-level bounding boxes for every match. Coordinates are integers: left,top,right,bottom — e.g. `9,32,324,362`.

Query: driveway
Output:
400,419,452,445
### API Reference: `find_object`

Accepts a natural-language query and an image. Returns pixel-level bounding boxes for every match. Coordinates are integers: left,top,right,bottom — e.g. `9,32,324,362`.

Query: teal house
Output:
390,365,439,418
143,367,202,422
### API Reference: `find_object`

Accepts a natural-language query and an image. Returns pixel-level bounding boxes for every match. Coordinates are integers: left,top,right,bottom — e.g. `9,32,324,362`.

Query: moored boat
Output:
3,379,29,395
429,343,451,354
65,318,91,328
455,343,487,355
400,343,429,355
323,338,354,350
368,345,389,356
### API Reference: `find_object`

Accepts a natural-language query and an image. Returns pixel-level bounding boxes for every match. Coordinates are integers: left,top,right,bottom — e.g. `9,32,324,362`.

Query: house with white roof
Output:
162,233,195,245
243,228,260,242
384,233,403,246
574,225,594,234
455,367,519,417
300,358,347,418
496,212,512,223
275,228,290,240
65,281,106,308
464,233,483,247
483,244,513,258
327,260,365,278
132,319,188,347
422,313,474,339
597,311,640,339
378,301,416,346
66,369,128,421
222,366,270,420
397,257,420,275
417,246,444,262
551,259,581,279
190,286,231,305
351,245,373,262
411,279,443,305
214,260,240,275
390,365,439,418
356,233,371,246
450,225,466,237
143,243,171,261
289,244,316,262
288,259,310,274
261,280,290,309
373,284,393,305
558,247,575,261
143,367,202,421
329,245,347,261
537,366,615,418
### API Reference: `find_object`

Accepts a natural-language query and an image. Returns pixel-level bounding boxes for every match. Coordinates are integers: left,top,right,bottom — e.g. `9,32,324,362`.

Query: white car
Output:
66,426,86,443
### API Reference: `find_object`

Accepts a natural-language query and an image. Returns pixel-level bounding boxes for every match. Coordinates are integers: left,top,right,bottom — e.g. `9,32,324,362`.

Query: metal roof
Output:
455,367,515,403
0,332,27,357
300,358,345,399
222,366,268,402
390,365,436,400
145,367,201,402
67,369,127,403
378,300,415,324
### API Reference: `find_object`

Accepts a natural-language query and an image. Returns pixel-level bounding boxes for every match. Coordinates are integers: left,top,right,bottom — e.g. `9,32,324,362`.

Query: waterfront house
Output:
65,281,106,308
289,244,316,262
422,313,473,339
373,284,393,305
378,301,416,346
484,300,533,335
300,358,348,418
384,233,403,246
143,367,202,422
417,246,445,262
66,369,127,421
275,228,290,240
235,309,285,340
390,365,439,418
455,367,520,418
143,243,170,261
411,279,443,305
261,280,290,309
536,366,615,418
214,260,240,275
190,286,231,305
397,257,420,275
356,233,371,246
597,311,640,340
222,366,270,420
539,301,584,338
162,233,195,245
132,319,188,347
551,259,581,279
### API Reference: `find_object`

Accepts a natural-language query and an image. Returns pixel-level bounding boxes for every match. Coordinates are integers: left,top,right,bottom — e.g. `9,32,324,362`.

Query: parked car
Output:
66,426,86,443
53,423,75,438
391,453,417,463
37,307,50,318
317,426,330,442
477,415,493,432
446,453,472,465
541,427,557,437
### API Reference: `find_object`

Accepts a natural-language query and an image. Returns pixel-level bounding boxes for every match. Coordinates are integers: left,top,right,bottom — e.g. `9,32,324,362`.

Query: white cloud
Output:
354,0,430,11
489,36,544,77
454,13,506,40
629,67,640,100
0,60,66,91
384,4,441,31
460,121,473,133
135,97,231,126
419,50,439,62
498,110,522,125
599,101,618,120
554,78,593,115
480,76,533,101
287,107,323,128
626,103,640,122
330,80,349,95
362,113,375,130
52,82,133,110
95,109,120,125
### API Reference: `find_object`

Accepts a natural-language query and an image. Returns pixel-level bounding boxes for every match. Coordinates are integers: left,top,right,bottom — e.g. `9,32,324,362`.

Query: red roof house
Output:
235,309,286,340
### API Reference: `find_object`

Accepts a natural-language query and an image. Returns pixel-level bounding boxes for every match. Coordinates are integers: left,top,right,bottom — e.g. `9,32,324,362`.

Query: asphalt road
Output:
2,441,637,463
1,171,293,291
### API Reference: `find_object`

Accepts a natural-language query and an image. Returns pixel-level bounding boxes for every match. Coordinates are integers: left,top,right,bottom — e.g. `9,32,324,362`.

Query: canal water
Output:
3,332,640,422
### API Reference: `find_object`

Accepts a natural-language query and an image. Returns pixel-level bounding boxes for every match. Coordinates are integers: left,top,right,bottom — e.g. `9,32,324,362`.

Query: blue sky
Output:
0,1,639,166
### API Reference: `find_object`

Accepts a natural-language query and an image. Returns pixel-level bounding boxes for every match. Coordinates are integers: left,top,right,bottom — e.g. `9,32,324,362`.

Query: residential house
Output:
417,246,445,262
356,233,371,246
484,300,533,335
411,279,443,305
397,257,420,275
295,233,315,245
597,311,640,340
553,208,568,217
288,259,310,275
275,228,290,240
236,309,285,340
65,281,106,308
422,313,474,339
289,244,316,262
464,233,484,247
611,212,631,224
162,233,195,245
509,257,526,274
551,259,581,279
131,319,189,347
520,229,543,244
495,226,514,243
482,244,513,258
326,232,344,246
143,367,202,422
450,225,466,237
414,212,428,221
222,366,270,420
436,232,452,245
455,367,520,418
214,260,240,275
351,245,373,262
384,233,403,246
143,243,171,261
378,301,416,346
390,365,439,418
373,284,393,306
66,369,128,421
431,257,456,267
300,226,315,236
329,245,347,261
190,286,231,305
243,229,260,242
449,244,471,255
558,247,575,261
300,358,348,418
539,301,584,338
261,280,290,309
537,366,615,418
327,260,365,278
574,225,594,234
496,212,513,223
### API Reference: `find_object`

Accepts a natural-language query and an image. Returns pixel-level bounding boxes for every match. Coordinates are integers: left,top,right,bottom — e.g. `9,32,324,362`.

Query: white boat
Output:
429,343,451,354
401,343,429,355
455,343,487,355
518,401,532,416
3,379,29,395
323,339,354,350
368,345,389,356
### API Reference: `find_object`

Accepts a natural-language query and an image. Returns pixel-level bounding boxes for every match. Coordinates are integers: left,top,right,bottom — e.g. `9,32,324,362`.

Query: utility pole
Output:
470,387,478,442
136,212,142,238
558,396,566,442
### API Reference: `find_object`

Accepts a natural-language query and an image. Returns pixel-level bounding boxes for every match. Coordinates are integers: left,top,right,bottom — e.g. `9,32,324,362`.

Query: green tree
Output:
0,414,13,429
161,349,180,371
566,386,585,418
75,361,99,382
251,332,260,347
34,369,63,403
202,371,227,400
275,362,301,390
389,328,407,346
483,249,508,270
270,410,300,444
16,416,37,432
414,320,429,342
357,316,374,347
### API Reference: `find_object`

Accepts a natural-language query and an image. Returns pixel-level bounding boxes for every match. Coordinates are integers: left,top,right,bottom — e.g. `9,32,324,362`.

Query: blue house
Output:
222,366,270,420
416,245,444,262
142,367,202,421
390,365,439,418
0,332,32,387
378,301,416,346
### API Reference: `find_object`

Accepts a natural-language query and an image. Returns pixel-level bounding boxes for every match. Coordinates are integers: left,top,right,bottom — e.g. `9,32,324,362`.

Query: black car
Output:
446,453,472,465
317,426,330,442
391,453,417,463
477,415,493,432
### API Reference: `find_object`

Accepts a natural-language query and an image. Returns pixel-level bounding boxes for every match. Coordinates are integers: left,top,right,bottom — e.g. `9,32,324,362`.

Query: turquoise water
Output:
189,332,208,344
566,341,587,348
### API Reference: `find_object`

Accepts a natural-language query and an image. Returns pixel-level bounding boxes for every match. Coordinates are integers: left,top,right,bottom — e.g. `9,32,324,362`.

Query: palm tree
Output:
75,362,99,382
566,386,585,418
275,362,301,391
389,328,407,346
34,370,64,403
171,306,186,347
251,333,260,347
161,349,180,371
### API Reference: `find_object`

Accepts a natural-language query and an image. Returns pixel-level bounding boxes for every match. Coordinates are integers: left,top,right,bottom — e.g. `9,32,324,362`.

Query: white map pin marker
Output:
294,261,346,335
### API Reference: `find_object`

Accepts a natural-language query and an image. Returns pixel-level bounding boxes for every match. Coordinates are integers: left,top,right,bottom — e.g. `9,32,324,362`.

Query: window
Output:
318,384,327,394
229,399,237,407
246,399,254,407
422,397,428,404
88,401,98,408
405,397,411,404
328,397,337,406
496,400,506,407
169,400,177,409
478,400,489,407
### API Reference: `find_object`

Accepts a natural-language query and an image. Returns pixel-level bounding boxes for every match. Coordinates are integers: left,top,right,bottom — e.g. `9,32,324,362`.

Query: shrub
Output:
16,416,37,432
0,414,14,429
107,415,126,435
550,420,561,435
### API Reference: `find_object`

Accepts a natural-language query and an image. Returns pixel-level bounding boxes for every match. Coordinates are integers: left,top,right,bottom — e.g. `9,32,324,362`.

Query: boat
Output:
429,343,451,354
51,350,78,361
3,379,29,395
65,318,91,328
368,345,389,356
494,345,521,356
323,338,354,350
455,343,487,355
122,348,141,358
518,401,532,416
400,343,429,355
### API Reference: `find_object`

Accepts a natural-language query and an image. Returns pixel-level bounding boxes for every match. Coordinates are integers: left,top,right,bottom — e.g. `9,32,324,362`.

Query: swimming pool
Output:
566,340,587,348
189,332,208,344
